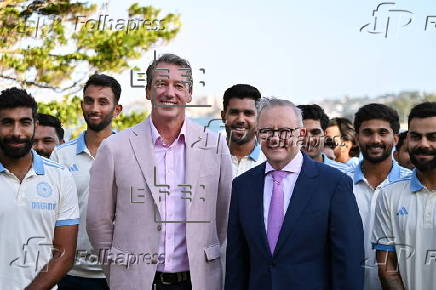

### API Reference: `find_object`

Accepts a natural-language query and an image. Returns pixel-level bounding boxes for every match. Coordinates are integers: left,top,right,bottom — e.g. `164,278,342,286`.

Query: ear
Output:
393,133,399,146
355,133,360,146
299,128,307,137
145,87,151,101
393,151,399,162
186,90,192,103
221,110,226,123
113,104,123,118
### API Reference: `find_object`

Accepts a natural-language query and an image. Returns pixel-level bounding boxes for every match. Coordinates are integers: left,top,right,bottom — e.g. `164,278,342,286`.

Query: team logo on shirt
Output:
37,182,52,198
68,164,79,172
396,207,408,216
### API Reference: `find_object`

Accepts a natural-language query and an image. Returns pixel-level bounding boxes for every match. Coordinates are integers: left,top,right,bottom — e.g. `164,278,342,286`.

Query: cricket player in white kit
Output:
0,88,79,290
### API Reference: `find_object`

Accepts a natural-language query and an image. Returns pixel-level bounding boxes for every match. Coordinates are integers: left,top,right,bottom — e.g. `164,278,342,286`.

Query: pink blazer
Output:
87,117,232,290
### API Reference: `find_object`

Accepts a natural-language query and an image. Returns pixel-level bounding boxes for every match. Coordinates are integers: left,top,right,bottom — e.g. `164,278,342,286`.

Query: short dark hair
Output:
146,53,193,93
408,102,436,125
83,74,121,104
37,113,64,140
354,103,400,134
396,131,408,152
297,104,329,130
0,87,37,119
222,84,261,112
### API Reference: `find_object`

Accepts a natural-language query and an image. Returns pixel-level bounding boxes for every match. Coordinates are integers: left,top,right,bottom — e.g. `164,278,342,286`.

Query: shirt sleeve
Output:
55,167,80,226
372,188,396,252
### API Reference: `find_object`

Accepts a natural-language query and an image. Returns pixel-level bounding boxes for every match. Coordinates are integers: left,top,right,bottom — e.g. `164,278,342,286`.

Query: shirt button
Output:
157,225,162,231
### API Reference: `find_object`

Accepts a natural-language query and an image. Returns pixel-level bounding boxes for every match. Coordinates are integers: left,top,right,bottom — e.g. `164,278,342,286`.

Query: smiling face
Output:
32,125,60,158
356,119,398,164
0,107,35,159
81,85,122,132
408,117,436,172
301,119,325,160
257,105,305,170
146,62,192,124
221,98,257,145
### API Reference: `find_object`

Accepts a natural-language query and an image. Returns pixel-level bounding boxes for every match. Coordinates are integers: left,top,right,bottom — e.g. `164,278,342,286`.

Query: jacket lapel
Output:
129,118,164,217
184,119,202,210
273,153,319,256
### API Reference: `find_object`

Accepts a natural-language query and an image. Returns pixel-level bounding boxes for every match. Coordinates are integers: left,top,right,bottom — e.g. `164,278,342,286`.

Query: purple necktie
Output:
267,170,288,254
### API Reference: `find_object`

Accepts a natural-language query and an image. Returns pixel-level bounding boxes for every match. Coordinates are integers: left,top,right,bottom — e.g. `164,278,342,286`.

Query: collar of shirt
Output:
345,156,360,168
248,143,262,161
353,159,405,185
322,153,349,170
410,169,426,193
0,149,44,175
76,130,116,155
149,117,186,146
265,150,303,175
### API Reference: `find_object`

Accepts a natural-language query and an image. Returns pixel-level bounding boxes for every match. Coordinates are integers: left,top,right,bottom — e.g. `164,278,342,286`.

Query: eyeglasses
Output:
324,136,337,149
258,128,300,140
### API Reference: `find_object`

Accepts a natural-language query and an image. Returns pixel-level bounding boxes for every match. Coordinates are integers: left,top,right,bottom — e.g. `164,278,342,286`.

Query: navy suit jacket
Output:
225,153,364,290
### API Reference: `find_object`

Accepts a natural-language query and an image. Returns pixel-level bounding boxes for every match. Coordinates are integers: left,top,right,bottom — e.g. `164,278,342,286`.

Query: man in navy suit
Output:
225,98,364,290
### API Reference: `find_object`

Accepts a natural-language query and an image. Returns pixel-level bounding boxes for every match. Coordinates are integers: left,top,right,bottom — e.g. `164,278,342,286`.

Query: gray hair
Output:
146,53,193,93
257,97,303,126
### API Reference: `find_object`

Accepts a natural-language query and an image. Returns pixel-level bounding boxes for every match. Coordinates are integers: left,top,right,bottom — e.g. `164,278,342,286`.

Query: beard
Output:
84,114,113,132
409,147,436,172
226,126,256,145
360,143,393,163
0,136,33,158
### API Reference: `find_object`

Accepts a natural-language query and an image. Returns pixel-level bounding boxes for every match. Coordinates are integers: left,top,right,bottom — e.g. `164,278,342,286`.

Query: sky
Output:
20,0,436,107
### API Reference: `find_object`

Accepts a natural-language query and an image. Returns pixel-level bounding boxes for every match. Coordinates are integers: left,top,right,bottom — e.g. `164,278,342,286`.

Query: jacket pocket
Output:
204,244,221,262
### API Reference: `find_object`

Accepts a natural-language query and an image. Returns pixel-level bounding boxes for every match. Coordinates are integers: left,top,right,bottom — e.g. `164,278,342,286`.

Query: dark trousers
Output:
58,275,109,290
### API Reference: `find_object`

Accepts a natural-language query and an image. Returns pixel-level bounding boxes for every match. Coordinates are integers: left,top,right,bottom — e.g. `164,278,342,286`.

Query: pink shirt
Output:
263,151,303,231
150,118,189,272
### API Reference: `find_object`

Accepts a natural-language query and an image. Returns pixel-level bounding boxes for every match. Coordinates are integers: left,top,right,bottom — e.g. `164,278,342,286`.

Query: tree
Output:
0,0,181,93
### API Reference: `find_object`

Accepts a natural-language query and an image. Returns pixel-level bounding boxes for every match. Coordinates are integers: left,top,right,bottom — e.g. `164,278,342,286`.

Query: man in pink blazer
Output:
87,53,232,290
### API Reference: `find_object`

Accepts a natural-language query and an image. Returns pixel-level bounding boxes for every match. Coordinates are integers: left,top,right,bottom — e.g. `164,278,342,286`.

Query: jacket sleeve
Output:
329,174,365,290
225,179,250,290
216,134,233,245
86,139,117,278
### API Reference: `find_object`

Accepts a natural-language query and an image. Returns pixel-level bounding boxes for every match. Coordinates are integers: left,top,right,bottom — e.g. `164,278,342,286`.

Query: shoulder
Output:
41,156,65,170
382,175,412,193
55,137,79,153
101,123,143,147
311,158,350,182
378,176,413,207
233,162,265,185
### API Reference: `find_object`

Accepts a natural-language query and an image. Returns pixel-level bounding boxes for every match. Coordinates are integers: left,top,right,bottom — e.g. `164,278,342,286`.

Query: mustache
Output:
4,137,29,144
87,113,101,118
365,144,386,150
410,147,436,156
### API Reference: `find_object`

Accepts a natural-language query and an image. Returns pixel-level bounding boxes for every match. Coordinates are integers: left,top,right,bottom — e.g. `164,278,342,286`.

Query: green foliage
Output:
37,94,82,127
114,111,149,130
0,0,181,91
